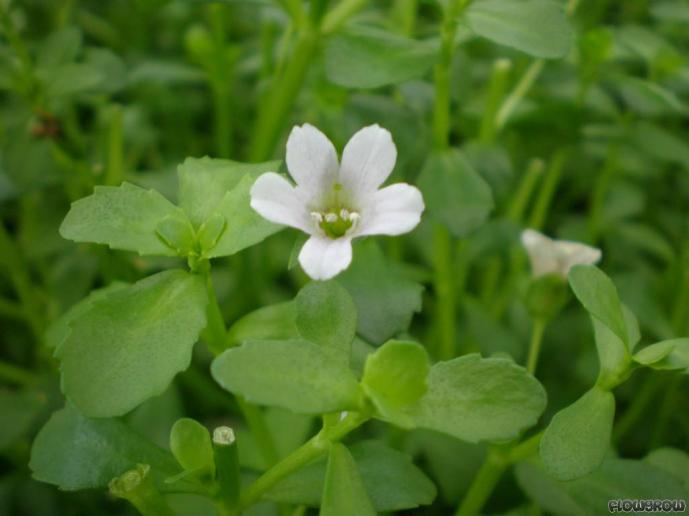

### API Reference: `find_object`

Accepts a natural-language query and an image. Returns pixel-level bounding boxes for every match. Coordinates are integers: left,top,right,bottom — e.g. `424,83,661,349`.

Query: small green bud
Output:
197,213,226,254
155,215,195,256
524,273,570,321
109,464,150,498
169,418,215,480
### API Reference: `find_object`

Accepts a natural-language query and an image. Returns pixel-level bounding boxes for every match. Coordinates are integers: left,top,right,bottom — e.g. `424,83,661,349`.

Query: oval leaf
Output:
466,0,572,59
59,270,208,417
320,444,376,516
540,386,615,480
211,340,362,415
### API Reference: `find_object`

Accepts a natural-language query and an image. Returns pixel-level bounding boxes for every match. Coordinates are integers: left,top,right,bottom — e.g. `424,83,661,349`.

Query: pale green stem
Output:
506,159,545,222
239,410,370,510
434,225,455,361
479,59,512,143
495,59,545,132
321,0,368,35
613,372,660,443
528,149,567,230
201,269,281,470
455,448,508,516
390,0,418,36
208,4,232,159
249,27,318,161
455,433,542,516
587,145,618,243
526,318,547,375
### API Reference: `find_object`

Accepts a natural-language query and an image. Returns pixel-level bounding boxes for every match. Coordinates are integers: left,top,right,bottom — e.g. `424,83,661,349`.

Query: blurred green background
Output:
1,0,689,514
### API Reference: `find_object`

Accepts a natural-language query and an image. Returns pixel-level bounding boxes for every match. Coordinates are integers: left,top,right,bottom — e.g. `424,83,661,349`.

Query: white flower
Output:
521,229,602,279
250,124,424,280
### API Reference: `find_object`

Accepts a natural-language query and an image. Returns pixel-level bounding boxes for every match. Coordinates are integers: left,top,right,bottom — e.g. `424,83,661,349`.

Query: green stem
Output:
454,448,508,516
434,225,455,361
0,359,39,386
208,4,232,159
479,59,512,143
650,374,681,448
526,318,547,375
528,149,568,230
201,269,281,470
495,59,544,132
105,104,124,186
249,27,318,161
587,145,618,243
506,159,545,223
236,397,281,467
391,0,418,36
239,410,370,510
321,0,368,35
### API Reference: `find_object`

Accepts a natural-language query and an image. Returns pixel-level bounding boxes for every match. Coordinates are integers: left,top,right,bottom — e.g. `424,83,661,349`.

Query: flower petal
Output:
358,183,424,236
521,229,559,277
298,236,353,280
557,241,602,275
286,124,339,199
250,172,312,233
339,125,397,200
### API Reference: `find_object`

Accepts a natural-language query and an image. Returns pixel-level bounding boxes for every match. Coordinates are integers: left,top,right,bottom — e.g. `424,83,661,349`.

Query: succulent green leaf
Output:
516,456,689,515
466,0,572,59
266,440,437,511
320,444,376,516
418,149,494,238
211,340,362,415
59,270,208,417
169,418,214,477
633,338,689,372
45,282,128,353
362,340,430,427
644,447,689,492
295,280,357,358
155,214,196,256
569,265,629,347
338,241,423,344
226,301,299,346
540,386,615,481
60,183,191,256
324,26,438,89
409,354,546,442
30,405,178,490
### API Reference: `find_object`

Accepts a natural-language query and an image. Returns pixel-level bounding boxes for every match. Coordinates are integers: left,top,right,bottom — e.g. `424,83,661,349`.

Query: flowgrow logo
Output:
608,499,687,513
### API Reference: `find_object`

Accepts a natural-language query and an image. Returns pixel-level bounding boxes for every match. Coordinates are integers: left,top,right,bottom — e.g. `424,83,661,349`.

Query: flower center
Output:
311,209,360,239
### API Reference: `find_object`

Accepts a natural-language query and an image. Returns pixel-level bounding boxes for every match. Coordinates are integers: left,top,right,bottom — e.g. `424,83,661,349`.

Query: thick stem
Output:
239,410,370,510
526,318,547,375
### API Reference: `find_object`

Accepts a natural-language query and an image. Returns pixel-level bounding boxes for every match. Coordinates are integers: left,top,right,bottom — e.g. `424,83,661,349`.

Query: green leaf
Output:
295,281,357,358
615,75,685,116
211,340,362,415
568,265,628,347
226,301,299,346
320,444,376,516
177,156,278,224
417,149,494,238
539,386,615,480
37,27,82,70
59,270,208,417
169,418,214,477
409,354,546,442
633,338,689,372
324,26,437,89
362,340,430,427
30,405,178,491
266,440,437,511
466,0,572,59
176,158,282,257
338,241,423,344
45,281,128,353
516,456,689,515
0,388,46,451
204,174,281,258
60,182,190,257
631,121,689,167
644,448,689,492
